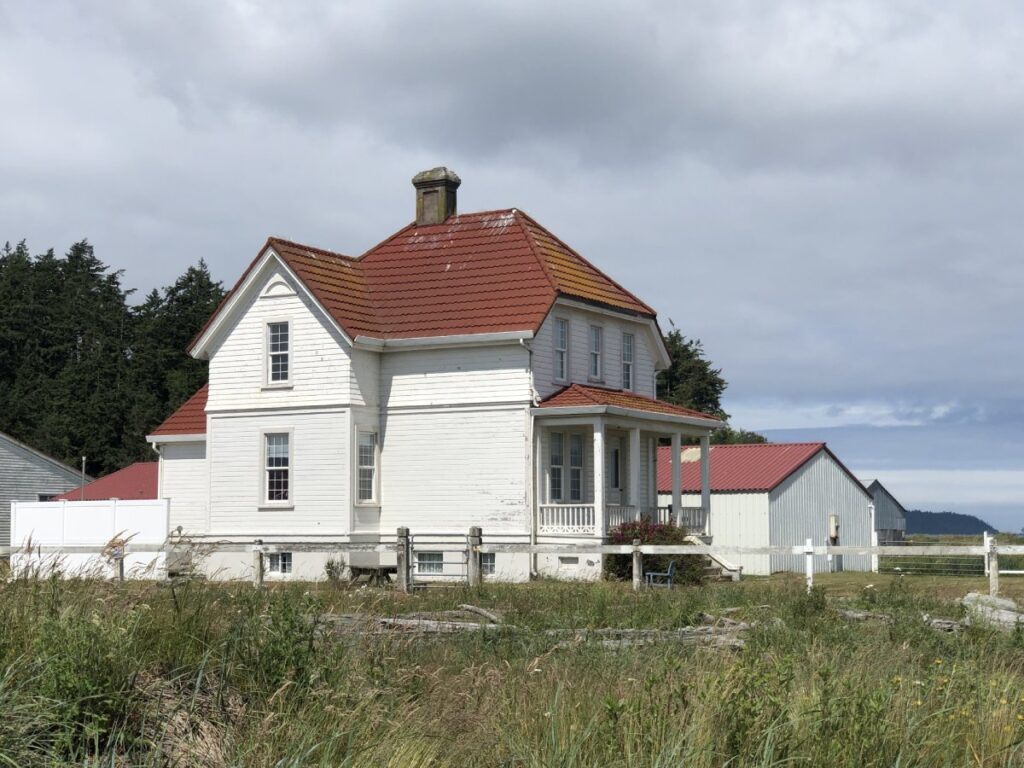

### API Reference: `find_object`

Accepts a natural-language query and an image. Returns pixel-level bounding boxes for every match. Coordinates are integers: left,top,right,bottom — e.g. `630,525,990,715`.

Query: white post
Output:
983,531,990,576
989,536,999,598
593,420,605,537
699,433,711,535
870,529,879,573
670,432,682,527
628,427,641,517
804,538,814,593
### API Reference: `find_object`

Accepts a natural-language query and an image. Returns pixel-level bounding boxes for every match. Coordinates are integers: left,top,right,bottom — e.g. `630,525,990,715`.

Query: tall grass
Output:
1,573,1023,765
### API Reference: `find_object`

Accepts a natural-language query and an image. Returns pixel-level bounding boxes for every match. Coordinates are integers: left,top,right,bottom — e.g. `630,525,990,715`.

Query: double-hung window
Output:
357,432,377,503
569,434,583,502
554,318,569,382
549,432,564,502
622,333,634,390
589,325,603,380
417,551,443,574
267,322,290,384
265,433,290,503
481,552,496,576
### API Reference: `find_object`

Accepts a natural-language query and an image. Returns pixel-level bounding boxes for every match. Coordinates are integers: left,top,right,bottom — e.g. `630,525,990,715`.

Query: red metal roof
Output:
55,462,158,501
539,384,721,422
656,442,827,493
150,384,208,436
191,209,657,349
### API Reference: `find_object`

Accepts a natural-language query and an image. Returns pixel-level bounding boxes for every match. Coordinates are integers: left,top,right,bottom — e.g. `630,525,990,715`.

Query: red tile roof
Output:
539,384,721,423
192,209,657,349
55,461,158,501
150,385,208,437
657,442,848,493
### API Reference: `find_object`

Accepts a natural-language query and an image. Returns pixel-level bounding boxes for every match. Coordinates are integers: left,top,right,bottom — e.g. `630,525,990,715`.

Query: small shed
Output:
657,442,874,575
0,431,86,547
859,478,907,543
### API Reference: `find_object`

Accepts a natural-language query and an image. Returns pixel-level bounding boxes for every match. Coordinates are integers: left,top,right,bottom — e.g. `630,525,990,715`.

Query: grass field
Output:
2,572,1024,766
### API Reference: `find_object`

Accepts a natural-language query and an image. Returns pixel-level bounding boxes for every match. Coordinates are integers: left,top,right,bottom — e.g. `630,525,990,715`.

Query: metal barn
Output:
859,478,907,543
657,443,874,576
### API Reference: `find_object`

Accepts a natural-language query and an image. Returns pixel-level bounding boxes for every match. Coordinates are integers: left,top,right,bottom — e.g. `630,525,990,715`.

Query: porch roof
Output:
534,384,723,429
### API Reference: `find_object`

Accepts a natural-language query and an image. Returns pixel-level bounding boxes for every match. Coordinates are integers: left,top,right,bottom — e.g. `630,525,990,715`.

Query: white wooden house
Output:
860,478,907,543
1,431,85,547
657,443,873,575
148,168,721,581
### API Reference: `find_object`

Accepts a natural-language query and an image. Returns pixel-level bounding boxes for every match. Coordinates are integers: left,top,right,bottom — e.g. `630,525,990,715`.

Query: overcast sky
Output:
2,1,1022,529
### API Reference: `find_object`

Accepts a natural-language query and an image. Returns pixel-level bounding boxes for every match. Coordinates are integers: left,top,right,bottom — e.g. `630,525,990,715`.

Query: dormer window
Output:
554,318,569,382
267,322,290,384
588,325,603,381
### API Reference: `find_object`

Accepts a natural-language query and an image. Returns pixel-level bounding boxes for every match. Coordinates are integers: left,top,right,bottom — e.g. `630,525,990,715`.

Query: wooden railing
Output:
677,506,707,533
605,505,637,529
537,504,596,535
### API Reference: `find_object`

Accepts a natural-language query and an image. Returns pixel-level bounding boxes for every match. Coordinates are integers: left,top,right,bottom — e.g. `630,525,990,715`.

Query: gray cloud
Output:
2,0,1024,488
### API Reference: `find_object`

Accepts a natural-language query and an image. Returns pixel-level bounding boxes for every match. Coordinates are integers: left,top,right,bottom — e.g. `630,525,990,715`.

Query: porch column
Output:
700,433,711,535
593,420,605,537
534,426,544,527
628,427,641,518
670,432,682,527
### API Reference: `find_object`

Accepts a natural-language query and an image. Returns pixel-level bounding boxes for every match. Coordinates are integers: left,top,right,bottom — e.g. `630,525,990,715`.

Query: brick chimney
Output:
412,167,461,225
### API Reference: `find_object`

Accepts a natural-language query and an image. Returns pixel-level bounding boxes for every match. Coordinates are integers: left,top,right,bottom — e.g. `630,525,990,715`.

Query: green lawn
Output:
2,574,1023,766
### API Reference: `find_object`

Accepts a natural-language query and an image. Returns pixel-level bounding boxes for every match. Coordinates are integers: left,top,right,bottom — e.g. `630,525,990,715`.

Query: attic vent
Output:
412,167,460,225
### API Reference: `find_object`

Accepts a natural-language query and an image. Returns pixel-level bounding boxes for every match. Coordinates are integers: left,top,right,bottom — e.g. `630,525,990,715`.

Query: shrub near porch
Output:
604,520,703,583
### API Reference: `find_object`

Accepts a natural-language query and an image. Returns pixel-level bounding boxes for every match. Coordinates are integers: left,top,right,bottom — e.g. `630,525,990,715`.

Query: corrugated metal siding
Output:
769,451,873,573
867,481,907,534
0,435,82,546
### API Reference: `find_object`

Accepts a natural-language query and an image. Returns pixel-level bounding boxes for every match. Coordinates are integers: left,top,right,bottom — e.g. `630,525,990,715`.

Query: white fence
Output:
10,498,169,578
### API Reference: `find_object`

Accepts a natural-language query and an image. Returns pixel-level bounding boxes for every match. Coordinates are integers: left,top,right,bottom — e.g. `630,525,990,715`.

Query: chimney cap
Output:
412,167,461,187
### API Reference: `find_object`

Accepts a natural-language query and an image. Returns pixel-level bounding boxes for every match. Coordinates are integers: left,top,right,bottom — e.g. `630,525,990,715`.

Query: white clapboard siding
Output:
532,305,658,400
350,347,381,407
381,345,531,408
208,410,349,535
161,441,208,535
207,265,353,411
379,407,529,533
769,451,873,573
0,433,82,546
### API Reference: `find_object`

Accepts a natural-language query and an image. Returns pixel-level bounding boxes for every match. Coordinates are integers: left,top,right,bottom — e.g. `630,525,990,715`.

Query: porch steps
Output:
684,535,742,582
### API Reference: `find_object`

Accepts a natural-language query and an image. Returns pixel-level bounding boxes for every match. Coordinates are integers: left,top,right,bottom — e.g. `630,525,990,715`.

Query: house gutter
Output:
532,405,723,430
353,330,534,351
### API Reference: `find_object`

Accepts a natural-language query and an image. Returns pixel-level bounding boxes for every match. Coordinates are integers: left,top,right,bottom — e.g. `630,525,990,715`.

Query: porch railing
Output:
537,504,708,536
537,504,596,535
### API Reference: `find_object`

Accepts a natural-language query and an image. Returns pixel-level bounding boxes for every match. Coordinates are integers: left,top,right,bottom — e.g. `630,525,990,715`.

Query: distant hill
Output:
905,510,998,535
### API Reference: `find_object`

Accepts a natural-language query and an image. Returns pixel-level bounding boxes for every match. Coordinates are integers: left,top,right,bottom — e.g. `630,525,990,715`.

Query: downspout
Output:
521,338,539,578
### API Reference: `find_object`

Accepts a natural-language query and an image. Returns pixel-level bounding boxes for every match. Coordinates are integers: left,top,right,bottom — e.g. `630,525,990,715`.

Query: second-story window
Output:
554,318,569,382
267,322,290,384
622,332,634,390
589,325,603,380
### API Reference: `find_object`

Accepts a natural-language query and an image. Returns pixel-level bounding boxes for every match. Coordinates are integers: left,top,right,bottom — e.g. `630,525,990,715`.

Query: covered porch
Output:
532,386,720,539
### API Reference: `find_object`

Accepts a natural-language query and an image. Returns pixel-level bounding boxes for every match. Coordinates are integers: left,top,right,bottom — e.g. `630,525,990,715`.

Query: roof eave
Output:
353,330,534,351
147,433,207,444
533,404,722,430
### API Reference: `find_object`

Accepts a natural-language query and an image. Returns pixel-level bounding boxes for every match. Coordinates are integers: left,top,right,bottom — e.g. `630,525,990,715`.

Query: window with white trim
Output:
554,318,569,381
549,432,564,502
267,322,290,383
589,325,603,380
481,552,496,576
357,431,377,503
265,433,290,502
417,551,443,574
569,433,583,502
268,552,292,574
622,332,634,390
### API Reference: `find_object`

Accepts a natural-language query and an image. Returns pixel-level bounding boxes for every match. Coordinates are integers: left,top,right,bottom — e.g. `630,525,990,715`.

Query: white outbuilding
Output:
657,442,874,576
859,478,907,543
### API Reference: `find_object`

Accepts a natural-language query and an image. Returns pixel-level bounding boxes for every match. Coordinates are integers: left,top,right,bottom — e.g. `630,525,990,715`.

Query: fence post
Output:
632,538,642,591
871,529,879,574
988,536,999,598
396,527,411,593
804,538,814,593
467,526,482,587
983,531,990,576
116,551,125,583
252,540,264,588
